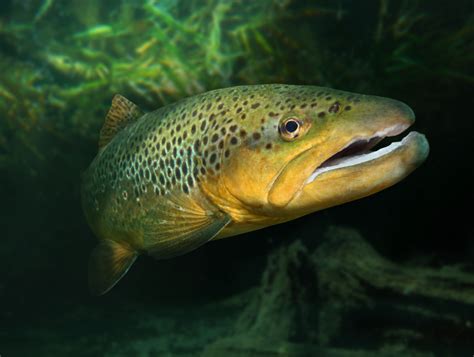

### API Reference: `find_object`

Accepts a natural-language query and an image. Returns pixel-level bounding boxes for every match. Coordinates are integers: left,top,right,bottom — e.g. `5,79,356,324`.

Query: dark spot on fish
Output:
241,114,246,120
318,112,326,118
224,149,230,158
191,124,196,134
344,105,352,111
251,103,260,109
265,143,272,149
239,129,247,138
217,103,224,110
253,132,261,141
328,102,340,113
230,125,238,132
194,139,201,152
230,137,238,145
211,133,219,143
187,176,194,188
236,107,242,113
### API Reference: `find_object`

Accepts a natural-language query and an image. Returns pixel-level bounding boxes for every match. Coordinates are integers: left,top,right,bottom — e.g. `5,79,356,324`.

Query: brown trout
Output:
81,84,429,295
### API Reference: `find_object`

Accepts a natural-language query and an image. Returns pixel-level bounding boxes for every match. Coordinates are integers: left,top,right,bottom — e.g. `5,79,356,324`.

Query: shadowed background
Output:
0,0,473,355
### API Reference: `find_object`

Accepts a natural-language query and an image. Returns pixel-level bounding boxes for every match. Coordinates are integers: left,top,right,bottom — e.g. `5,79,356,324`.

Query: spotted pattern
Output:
85,85,363,208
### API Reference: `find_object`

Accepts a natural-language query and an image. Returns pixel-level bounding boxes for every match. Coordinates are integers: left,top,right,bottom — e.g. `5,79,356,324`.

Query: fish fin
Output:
98,94,144,149
88,239,138,296
147,213,231,260
145,191,231,259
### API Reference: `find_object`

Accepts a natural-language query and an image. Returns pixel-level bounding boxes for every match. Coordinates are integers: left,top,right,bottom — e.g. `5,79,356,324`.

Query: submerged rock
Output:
204,226,474,356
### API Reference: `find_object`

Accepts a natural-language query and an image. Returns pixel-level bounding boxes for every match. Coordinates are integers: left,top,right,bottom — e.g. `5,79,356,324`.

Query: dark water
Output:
1,0,473,356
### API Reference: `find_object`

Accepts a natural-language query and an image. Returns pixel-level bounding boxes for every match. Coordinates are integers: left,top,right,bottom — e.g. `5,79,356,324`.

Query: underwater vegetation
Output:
0,0,472,173
0,0,474,171
1,0,473,355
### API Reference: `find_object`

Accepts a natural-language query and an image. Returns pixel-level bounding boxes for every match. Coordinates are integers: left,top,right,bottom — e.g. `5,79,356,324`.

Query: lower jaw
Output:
282,131,429,215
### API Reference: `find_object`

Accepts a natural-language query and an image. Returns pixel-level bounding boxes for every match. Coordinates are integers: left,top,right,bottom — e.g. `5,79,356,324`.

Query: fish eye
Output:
279,118,302,141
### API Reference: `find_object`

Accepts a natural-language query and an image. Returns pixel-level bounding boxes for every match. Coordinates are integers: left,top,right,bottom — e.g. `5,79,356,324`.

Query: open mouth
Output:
306,124,415,183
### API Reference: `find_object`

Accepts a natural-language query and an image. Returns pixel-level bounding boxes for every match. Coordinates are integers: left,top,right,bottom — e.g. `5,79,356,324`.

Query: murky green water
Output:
1,1,473,356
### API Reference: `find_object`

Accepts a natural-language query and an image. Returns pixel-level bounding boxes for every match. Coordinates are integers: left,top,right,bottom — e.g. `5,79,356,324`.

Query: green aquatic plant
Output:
0,0,310,138
372,0,474,88
0,0,472,175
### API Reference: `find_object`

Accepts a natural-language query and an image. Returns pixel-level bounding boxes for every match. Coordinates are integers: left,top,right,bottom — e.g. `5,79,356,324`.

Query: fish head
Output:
215,85,429,223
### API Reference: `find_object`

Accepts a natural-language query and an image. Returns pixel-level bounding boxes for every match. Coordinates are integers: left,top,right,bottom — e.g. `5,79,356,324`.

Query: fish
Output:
81,84,429,295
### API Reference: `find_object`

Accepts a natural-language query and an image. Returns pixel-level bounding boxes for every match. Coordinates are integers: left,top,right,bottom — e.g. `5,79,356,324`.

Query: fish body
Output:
81,84,429,295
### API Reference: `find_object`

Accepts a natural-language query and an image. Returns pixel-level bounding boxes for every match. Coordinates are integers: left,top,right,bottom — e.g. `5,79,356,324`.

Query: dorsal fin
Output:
98,94,144,149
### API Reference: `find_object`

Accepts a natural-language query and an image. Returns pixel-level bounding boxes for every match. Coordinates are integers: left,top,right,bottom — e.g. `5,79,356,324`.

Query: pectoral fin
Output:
88,239,138,296
145,191,231,260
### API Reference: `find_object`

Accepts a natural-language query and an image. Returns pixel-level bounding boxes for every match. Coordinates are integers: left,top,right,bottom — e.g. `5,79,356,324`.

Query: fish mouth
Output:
267,97,429,211
306,124,421,184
